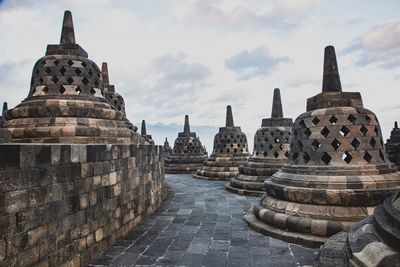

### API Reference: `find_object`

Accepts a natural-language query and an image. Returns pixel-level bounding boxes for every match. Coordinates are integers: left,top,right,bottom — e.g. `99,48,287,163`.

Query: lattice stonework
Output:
213,132,249,156
289,110,386,166
30,56,104,98
105,92,125,112
253,127,291,160
174,136,206,156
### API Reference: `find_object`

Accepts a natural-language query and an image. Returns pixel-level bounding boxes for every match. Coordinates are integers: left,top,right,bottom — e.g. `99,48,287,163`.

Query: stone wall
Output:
0,144,165,267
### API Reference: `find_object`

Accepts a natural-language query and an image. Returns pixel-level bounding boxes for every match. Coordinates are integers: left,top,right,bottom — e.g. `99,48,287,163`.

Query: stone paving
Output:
89,174,316,267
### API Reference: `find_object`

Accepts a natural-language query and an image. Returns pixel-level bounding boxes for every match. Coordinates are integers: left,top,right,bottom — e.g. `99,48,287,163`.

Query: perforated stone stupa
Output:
165,115,207,173
316,190,400,266
226,88,292,196
1,11,139,144
101,62,136,132
141,120,154,145
164,137,173,156
244,46,400,248
194,105,250,180
386,121,400,169
0,11,165,267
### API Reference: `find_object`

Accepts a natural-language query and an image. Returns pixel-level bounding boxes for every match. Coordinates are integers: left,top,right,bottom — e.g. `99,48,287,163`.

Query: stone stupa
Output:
316,190,400,266
164,137,173,156
194,105,250,180
386,121,400,169
244,46,400,248
101,62,137,132
226,88,293,196
141,120,154,145
165,115,207,173
0,102,7,128
2,11,139,144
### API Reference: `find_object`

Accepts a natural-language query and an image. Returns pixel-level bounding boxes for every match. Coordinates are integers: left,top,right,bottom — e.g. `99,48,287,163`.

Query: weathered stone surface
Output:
0,102,7,128
1,11,139,144
163,137,173,156
165,115,208,174
140,120,154,145
316,191,400,267
0,143,165,267
227,88,293,196
89,174,316,267
246,46,400,248
195,106,250,180
386,121,400,169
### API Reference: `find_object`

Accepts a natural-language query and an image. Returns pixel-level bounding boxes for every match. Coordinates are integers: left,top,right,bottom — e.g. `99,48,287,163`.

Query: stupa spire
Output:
60,10,75,45
226,105,234,127
101,62,110,87
184,115,190,134
395,121,398,129
141,120,147,136
322,45,342,92
2,102,8,114
271,88,283,118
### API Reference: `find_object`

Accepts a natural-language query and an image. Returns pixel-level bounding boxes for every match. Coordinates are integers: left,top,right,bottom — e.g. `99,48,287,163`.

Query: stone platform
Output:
194,106,250,181
89,174,316,267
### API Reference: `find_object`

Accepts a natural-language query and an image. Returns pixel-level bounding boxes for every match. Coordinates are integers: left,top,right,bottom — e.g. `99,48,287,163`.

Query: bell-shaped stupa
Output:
164,137,173,156
227,89,292,196
386,121,400,169
1,11,139,144
316,190,400,266
244,46,400,248
194,105,250,180
140,120,154,145
101,62,137,132
165,115,207,173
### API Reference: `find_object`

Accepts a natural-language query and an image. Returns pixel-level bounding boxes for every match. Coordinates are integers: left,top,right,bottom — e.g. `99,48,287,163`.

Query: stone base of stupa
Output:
226,159,285,196
165,156,206,174
244,164,400,248
243,211,327,248
315,197,400,267
193,155,248,181
225,182,264,197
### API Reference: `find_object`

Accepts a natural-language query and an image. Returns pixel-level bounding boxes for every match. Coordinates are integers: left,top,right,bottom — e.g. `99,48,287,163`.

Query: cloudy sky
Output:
0,0,399,150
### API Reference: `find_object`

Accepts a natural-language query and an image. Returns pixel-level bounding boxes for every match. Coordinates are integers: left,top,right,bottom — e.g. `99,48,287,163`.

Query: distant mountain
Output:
138,122,254,155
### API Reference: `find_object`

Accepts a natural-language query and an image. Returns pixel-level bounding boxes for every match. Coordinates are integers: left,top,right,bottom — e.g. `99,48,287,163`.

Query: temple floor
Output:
89,174,316,267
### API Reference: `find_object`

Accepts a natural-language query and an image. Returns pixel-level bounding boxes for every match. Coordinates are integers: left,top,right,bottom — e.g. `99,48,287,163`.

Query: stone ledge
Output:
243,212,327,248
225,182,265,197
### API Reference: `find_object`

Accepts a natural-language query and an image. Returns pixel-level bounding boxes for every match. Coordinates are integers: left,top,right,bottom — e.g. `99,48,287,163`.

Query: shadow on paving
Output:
89,174,316,267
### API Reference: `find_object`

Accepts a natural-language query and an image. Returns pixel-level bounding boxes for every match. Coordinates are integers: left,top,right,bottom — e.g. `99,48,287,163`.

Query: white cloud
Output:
342,20,400,69
181,0,319,33
225,46,289,79
123,53,211,120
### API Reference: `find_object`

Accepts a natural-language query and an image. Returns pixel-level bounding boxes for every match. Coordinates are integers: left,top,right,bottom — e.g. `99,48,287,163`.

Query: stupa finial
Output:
226,105,234,127
395,121,398,129
60,10,76,45
141,120,147,136
271,88,283,118
102,62,109,87
184,115,190,133
2,102,8,114
322,45,342,92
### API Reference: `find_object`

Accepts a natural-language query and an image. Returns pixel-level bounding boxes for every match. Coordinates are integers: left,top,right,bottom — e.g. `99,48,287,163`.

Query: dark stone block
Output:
69,164,81,180
86,145,97,162
36,146,51,167
0,145,20,170
60,145,71,165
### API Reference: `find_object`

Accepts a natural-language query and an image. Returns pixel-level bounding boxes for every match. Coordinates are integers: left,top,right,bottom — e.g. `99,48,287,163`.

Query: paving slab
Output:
89,174,316,266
